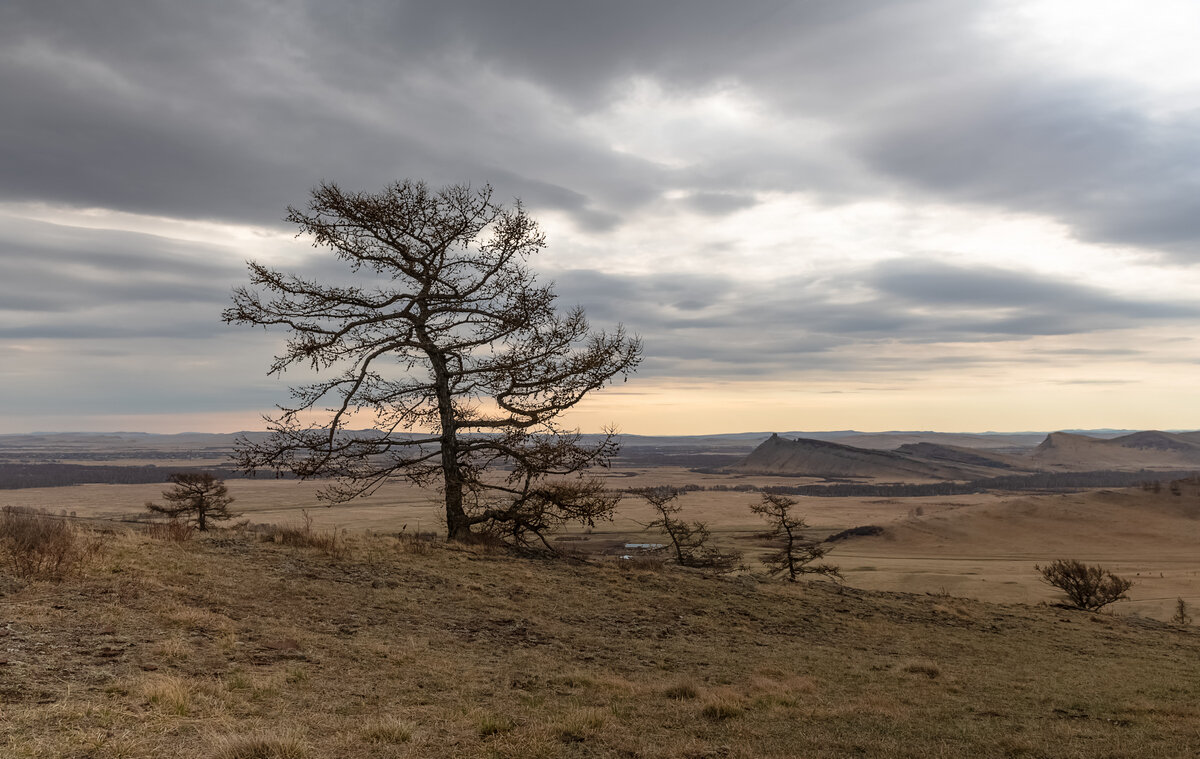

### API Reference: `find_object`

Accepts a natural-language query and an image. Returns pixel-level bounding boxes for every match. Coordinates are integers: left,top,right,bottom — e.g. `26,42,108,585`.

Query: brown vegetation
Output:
1037,559,1134,611
0,506,100,578
2,526,1199,757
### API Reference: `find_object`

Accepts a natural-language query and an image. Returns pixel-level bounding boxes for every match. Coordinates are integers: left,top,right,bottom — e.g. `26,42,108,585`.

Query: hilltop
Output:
727,433,1035,480
728,431,1200,480
3,525,1199,758
1031,430,1200,470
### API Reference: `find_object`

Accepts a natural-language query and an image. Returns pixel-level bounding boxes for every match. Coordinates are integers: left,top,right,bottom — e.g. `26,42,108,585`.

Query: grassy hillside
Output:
2,523,1199,758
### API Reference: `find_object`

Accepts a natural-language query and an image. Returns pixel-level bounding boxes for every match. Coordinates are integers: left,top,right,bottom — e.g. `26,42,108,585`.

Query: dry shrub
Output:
258,512,345,560
0,506,98,578
145,519,195,542
1036,558,1133,611
393,531,433,555
209,729,307,759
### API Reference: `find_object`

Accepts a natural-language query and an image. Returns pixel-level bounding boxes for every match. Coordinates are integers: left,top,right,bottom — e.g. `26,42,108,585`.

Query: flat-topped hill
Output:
1032,430,1200,470
727,433,1036,480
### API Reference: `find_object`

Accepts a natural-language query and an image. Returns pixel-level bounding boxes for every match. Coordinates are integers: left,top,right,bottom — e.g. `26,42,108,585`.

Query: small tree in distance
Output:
224,180,641,545
1036,559,1132,611
635,486,736,569
751,493,841,582
1170,597,1192,626
146,473,238,531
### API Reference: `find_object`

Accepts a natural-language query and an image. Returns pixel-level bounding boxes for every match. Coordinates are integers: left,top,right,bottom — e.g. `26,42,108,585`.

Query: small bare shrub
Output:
1036,559,1132,611
145,519,195,542
0,506,92,579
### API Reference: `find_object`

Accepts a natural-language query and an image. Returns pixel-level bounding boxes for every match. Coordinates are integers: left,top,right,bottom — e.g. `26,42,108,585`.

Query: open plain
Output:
4,460,1199,621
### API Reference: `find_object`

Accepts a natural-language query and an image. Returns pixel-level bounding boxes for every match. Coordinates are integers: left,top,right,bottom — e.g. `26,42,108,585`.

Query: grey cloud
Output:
552,261,1200,377
0,219,242,338
5,0,1197,260
855,82,1200,256
682,192,758,216
872,259,1197,321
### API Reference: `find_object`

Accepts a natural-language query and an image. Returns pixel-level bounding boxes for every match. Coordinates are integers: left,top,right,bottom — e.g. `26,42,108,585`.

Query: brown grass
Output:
256,511,346,559
144,519,195,542
2,524,1200,757
0,506,101,578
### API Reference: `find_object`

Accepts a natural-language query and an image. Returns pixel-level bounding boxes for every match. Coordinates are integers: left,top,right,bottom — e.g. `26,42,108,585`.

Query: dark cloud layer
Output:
2,1,1198,258
551,262,1200,377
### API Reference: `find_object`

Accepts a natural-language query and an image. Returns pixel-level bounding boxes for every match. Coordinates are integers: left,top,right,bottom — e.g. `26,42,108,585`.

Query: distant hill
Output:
727,430,1200,480
724,434,1033,480
1031,430,1200,470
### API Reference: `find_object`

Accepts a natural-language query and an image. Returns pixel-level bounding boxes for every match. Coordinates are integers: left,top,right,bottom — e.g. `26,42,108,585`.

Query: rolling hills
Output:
728,430,1200,480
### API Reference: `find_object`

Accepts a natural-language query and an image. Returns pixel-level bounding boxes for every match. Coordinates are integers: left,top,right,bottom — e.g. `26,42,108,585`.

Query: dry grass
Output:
209,729,308,759
144,519,195,542
0,506,102,578
2,524,1200,757
256,511,346,560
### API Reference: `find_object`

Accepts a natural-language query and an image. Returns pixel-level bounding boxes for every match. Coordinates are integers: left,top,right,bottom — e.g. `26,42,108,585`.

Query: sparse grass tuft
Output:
699,694,745,721
360,716,413,744
900,659,941,679
663,681,700,700
476,712,516,737
209,729,308,759
140,675,193,716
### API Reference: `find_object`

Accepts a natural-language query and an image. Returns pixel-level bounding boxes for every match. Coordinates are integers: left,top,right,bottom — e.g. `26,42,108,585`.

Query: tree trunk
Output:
444,478,472,540
422,325,472,541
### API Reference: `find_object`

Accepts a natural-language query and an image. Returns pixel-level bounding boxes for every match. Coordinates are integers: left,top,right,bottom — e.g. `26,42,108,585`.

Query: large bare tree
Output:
224,181,641,545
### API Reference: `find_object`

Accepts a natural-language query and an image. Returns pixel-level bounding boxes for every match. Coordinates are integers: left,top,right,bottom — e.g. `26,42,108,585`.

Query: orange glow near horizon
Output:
9,372,1200,436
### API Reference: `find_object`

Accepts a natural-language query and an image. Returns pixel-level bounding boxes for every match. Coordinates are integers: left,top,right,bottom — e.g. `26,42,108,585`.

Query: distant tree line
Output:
0,464,281,490
673,469,1200,497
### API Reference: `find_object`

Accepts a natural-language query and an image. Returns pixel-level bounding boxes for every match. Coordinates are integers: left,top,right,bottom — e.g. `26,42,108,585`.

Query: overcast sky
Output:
3,0,1200,434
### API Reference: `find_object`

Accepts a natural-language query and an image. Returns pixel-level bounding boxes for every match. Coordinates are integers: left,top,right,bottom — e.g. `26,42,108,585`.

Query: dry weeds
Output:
1,524,1199,757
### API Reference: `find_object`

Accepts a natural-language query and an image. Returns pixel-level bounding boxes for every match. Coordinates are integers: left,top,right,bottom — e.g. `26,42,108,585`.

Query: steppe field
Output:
5,464,1199,620
3,436,1200,757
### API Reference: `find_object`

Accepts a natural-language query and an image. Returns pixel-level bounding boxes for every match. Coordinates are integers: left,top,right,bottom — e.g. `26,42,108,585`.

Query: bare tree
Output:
1036,559,1132,611
224,180,641,545
146,473,238,531
635,486,737,569
750,493,840,581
